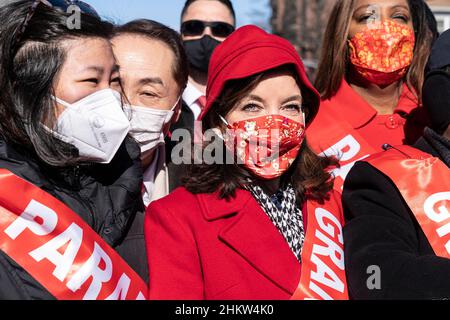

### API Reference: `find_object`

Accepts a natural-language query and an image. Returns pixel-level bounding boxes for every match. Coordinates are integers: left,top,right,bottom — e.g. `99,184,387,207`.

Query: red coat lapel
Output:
197,189,301,295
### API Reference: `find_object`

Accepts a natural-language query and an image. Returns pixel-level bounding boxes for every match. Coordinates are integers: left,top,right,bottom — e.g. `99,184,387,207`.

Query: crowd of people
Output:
0,0,448,300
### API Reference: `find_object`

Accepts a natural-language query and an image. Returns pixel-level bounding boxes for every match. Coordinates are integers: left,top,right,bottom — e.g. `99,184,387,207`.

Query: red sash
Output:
307,110,377,193
0,169,148,300
367,146,450,258
291,191,349,300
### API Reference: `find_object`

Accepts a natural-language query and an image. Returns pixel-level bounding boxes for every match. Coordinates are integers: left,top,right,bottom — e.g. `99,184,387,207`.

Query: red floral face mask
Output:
348,20,415,86
223,114,305,180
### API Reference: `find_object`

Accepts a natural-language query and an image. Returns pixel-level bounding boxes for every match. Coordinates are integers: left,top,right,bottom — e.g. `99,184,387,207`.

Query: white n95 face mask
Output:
124,98,180,154
52,88,130,164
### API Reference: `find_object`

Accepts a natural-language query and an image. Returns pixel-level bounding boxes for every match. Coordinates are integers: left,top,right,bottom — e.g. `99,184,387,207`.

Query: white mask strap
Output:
164,96,182,122
218,114,230,127
51,95,71,109
170,96,181,111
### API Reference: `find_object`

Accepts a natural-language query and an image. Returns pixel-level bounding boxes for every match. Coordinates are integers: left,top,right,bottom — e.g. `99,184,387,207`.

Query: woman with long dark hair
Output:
307,0,438,192
145,26,347,300
0,1,147,300
343,29,450,300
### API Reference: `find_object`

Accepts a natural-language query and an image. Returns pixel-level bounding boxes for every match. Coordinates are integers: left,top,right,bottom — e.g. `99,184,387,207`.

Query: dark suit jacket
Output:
343,137,450,300
166,100,194,192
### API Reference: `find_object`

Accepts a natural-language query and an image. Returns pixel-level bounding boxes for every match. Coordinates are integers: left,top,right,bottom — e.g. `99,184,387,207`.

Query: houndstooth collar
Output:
247,184,305,263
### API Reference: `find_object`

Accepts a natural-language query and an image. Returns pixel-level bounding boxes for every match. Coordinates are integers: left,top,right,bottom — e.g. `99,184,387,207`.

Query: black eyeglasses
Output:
181,20,235,38
15,0,99,47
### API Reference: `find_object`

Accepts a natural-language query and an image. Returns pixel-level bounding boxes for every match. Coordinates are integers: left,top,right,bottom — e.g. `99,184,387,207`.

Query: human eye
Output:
392,11,410,23
241,103,263,112
82,78,99,84
110,76,121,85
283,103,301,111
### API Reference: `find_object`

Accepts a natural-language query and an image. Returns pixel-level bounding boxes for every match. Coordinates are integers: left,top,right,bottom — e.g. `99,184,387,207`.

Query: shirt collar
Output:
142,148,160,206
182,81,204,107
329,80,419,129
396,84,419,115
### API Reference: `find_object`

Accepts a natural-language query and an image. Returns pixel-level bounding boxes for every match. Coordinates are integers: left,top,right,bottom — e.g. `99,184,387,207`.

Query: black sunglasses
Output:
181,20,235,38
15,0,99,47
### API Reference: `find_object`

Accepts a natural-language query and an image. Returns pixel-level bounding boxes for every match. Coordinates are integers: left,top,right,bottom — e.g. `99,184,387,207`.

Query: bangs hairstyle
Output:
183,65,338,205
0,0,113,166
315,0,438,100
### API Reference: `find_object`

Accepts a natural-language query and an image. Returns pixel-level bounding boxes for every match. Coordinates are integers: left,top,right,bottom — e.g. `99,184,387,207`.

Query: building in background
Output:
270,0,334,78
270,0,450,79
427,0,450,33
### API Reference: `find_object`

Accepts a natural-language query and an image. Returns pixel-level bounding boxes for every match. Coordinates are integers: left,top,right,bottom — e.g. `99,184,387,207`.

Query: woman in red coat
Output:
307,0,438,192
145,25,348,300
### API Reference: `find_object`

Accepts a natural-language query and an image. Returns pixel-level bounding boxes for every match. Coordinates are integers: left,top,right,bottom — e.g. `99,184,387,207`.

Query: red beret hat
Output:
199,25,320,124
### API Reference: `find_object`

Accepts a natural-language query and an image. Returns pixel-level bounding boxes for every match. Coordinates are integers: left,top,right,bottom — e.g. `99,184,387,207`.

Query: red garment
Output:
199,25,320,124
145,187,302,300
144,26,338,300
225,115,306,179
196,95,207,110
308,80,428,153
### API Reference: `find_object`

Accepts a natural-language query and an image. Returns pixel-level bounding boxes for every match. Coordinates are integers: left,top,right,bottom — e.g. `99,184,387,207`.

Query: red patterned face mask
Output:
348,20,415,86
223,114,305,180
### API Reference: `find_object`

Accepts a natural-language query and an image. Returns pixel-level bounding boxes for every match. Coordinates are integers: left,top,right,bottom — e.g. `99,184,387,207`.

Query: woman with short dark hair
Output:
145,26,347,300
0,0,147,300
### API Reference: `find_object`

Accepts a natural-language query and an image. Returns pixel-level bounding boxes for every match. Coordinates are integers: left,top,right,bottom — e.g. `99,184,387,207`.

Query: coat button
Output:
104,228,112,235
385,115,399,129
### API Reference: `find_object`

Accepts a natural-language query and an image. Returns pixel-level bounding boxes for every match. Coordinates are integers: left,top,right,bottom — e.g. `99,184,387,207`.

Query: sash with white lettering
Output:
0,169,148,300
307,111,377,193
367,146,450,258
291,191,349,300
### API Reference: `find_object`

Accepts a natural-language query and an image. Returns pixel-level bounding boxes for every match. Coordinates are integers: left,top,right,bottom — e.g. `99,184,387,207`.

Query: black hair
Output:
181,0,236,25
0,0,114,166
114,19,189,95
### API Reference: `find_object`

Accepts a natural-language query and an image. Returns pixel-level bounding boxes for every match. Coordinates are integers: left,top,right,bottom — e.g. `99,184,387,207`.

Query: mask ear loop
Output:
164,96,182,123
217,113,233,129
171,96,182,112
211,112,232,141
51,95,71,109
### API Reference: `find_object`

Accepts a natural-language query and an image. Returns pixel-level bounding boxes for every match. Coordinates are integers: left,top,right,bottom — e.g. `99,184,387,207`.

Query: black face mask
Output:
423,70,450,135
183,35,221,73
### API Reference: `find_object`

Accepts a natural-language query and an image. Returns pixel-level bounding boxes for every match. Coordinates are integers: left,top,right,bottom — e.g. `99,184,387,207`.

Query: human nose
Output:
203,26,213,37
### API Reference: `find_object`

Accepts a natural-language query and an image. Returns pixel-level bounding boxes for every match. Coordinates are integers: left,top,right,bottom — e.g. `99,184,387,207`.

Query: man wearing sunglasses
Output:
170,0,235,136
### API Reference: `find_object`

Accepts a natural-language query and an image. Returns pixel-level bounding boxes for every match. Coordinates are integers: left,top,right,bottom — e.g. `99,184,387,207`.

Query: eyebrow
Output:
354,3,409,13
82,65,120,75
282,95,302,104
246,94,302,104
390,5,409,11
83,66,105,74
138,77,164,87
112,65,120,73
247,94,264,102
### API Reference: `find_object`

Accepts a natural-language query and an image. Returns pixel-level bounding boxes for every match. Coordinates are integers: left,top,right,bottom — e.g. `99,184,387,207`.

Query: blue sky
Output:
86,0,272,31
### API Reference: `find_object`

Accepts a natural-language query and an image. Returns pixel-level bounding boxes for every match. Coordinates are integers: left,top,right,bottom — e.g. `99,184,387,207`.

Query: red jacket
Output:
307,80,428,153
145,187,302,300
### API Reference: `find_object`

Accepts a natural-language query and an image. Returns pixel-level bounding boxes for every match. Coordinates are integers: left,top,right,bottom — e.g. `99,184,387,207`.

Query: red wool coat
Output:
145,187,304,300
